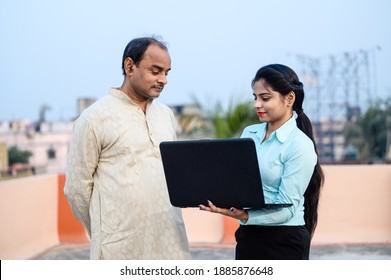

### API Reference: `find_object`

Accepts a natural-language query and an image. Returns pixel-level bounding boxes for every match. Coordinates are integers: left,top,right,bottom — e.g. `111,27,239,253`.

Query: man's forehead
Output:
142,45,171,67
144,44,169,58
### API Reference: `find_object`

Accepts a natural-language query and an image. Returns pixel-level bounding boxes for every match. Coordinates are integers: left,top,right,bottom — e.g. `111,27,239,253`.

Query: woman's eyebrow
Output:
253,92,270,96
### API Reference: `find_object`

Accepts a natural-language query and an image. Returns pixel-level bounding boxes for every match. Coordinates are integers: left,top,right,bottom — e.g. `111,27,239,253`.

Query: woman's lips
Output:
257,112,265,117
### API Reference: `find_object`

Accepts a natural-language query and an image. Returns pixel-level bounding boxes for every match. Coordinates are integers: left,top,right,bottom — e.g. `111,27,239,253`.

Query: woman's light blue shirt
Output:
240,116,317,226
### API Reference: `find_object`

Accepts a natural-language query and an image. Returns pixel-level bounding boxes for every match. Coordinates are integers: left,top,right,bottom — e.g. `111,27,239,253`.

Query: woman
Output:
199,64,324,260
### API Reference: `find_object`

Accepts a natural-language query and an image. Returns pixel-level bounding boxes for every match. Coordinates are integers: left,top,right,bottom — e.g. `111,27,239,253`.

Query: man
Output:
64,37,190,260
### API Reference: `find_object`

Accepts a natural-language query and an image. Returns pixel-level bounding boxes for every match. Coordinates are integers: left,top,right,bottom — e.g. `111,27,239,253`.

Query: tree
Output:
212,99,259,138
360,105,387,160
192,95,259,139
8,146,33,165
344,97,391,162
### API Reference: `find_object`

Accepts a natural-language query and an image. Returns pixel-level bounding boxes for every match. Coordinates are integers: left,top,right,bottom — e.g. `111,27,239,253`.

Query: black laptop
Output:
159,138,292,209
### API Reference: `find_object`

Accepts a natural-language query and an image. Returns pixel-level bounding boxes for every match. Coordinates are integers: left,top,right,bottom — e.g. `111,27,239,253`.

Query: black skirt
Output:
235,225,311,260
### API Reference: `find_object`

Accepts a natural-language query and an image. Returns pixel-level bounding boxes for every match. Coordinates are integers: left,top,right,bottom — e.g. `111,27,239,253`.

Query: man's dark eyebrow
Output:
151,65,171,72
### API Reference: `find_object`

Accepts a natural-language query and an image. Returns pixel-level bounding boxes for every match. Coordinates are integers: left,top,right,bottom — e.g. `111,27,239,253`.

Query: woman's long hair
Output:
252,64,325,237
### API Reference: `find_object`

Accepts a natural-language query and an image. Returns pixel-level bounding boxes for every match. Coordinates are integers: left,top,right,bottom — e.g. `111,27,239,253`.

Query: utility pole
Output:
290,47,379,162
36,104,51,133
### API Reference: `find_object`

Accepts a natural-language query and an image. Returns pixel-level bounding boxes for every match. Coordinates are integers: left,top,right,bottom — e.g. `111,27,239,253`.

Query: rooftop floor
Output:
33,243,391,260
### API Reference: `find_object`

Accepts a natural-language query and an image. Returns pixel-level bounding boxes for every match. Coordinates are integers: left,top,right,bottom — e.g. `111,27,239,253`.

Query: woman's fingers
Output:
199,200,248,221
198,204,211,211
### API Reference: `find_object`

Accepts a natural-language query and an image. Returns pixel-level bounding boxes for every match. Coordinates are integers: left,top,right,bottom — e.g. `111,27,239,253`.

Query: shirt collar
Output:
110,87,129,102
248,116,297,143
109,88,153,107
274,116,297,143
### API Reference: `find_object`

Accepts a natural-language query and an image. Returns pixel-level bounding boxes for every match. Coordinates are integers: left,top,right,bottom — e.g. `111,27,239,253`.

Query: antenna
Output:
290,47,379,162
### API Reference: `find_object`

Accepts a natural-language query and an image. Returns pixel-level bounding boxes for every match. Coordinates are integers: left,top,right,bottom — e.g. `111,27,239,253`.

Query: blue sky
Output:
1,0,390,122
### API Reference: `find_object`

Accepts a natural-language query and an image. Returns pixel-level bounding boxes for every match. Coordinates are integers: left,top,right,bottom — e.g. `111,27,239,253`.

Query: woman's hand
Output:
199,200,249,222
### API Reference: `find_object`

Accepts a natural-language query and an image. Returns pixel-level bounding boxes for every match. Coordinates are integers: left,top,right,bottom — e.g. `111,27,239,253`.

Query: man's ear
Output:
124,57,135,75
286,91,295,106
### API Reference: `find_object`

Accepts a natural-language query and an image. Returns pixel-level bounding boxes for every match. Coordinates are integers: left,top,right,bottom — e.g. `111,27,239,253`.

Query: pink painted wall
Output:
0,164,390,259
313,164,391,244
183,164,391,245
0,175,59,259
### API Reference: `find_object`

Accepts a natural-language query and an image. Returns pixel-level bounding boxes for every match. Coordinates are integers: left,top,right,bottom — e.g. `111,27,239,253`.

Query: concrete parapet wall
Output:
0,174,88,259
0,175,59,259
313,164,391,244
0,165,390,259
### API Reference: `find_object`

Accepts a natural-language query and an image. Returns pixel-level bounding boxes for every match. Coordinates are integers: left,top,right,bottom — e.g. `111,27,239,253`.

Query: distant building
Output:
77,97,96,118
0,103,210,174
0,100,365,176
0,121,10,133
0,143,8,171
313,118,348,163
0,120,73,174
169,104,211,138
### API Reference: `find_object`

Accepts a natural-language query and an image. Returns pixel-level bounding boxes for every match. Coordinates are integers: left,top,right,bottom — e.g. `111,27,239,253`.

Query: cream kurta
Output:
64,88,190,259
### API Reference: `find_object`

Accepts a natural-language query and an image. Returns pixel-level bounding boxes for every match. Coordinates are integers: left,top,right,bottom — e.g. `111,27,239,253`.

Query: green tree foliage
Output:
212,99,260,138
193,95,260,138
344,98,391,161
8,146,32,165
